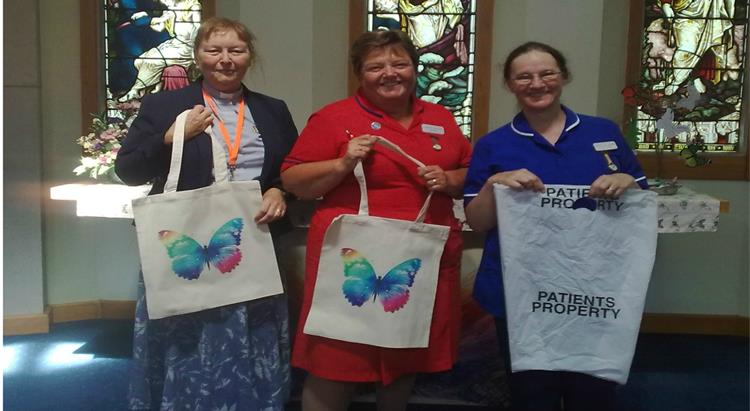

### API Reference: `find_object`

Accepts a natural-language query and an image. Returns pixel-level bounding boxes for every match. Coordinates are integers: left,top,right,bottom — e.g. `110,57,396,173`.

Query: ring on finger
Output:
430,178,437,185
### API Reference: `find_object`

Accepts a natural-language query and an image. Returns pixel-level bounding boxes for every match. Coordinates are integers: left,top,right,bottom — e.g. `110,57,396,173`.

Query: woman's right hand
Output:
337,134,379,171
485,169,544,192
466,169,543,232
163,105,214,144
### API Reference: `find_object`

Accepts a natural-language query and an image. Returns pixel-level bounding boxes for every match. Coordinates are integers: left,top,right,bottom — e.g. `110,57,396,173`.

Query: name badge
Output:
593,141,618,152
421,124,445,135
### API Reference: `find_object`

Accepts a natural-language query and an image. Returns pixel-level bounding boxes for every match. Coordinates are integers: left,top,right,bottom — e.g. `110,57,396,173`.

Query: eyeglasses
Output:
512,71,562,85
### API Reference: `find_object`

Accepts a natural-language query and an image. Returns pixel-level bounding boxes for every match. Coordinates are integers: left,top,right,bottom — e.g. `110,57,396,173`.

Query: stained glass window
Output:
366,0,477,138
631,0,749,153
103,0,205,120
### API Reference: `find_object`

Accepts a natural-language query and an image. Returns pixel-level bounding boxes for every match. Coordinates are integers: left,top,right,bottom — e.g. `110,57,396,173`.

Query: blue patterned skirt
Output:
128,276,291,410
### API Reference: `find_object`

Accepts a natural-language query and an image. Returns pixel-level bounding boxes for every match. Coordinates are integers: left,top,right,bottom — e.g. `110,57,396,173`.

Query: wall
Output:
4,0,747,320
222,0,349,125
3,0,45,316
235,0,314,129
39,0,141,305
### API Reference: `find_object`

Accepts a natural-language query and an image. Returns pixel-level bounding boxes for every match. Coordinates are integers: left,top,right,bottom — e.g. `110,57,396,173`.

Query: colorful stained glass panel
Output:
103,0,204,120
634,0,748,152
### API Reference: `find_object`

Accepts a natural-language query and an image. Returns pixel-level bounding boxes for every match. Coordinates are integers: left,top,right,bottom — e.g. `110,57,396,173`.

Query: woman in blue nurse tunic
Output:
463,41,648,411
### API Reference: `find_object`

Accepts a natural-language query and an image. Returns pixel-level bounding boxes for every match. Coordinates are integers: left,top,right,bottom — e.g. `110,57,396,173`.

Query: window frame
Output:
348,0,494,143
625,0,750,180
79,0,216,133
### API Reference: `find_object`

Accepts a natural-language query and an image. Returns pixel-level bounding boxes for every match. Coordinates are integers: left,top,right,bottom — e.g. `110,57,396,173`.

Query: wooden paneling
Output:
49,300,137,323
4,309,51,336
80,0,100,133
471,0,494,141
99,299,137,319
641,313,749,337
50,301,101,323
637,152,749,181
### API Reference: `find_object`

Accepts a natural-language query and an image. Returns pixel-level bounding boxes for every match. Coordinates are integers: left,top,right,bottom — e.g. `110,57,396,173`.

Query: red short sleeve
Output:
282,110,345,171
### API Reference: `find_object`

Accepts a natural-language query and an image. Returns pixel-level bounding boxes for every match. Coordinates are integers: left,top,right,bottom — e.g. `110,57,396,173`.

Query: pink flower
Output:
100,129,117,141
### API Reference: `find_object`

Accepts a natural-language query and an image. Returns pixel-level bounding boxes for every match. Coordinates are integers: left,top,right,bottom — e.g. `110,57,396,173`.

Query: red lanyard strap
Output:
202,89,245,169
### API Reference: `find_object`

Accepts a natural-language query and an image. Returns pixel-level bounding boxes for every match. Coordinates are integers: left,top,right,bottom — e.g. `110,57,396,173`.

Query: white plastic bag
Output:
495,184,657,384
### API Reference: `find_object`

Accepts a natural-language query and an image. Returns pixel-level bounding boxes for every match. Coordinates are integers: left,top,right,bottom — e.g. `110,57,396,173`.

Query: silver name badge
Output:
593,141,618,152
421,124,445,135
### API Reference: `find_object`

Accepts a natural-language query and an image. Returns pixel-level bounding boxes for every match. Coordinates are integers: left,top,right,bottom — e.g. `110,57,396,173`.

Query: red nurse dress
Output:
282,91,472,385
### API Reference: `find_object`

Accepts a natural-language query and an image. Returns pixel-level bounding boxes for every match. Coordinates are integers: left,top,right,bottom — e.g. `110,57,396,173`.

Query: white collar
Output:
202,81,243,102
510,107,581,137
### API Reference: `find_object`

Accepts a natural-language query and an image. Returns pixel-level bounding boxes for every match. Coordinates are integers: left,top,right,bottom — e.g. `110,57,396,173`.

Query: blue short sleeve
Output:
463,136,494,206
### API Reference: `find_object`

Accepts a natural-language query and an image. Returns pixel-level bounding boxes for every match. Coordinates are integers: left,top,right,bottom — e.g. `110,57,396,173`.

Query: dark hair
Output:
350,29,419,76
194,17,257,68
502,41,570,82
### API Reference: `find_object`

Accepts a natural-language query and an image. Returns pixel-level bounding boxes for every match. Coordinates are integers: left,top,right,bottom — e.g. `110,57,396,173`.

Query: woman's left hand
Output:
418,165,448,192
255,188,287,224
589,173,636,199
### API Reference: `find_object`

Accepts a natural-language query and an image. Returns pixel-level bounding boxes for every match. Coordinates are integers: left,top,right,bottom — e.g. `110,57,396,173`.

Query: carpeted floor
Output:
3,320,748,410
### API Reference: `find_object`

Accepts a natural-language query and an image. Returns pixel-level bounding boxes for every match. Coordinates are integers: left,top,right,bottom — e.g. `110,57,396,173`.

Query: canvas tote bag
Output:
494,184,657,384
132,110,284,319
303,138,450,348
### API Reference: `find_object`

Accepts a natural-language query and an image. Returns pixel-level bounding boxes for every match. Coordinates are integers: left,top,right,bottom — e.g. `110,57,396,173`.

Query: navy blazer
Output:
115,82,299,234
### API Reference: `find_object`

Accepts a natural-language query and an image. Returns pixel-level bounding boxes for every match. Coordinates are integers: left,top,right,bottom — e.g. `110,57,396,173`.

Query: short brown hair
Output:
502,41,570,82
194,17,257,68
350,29,419,76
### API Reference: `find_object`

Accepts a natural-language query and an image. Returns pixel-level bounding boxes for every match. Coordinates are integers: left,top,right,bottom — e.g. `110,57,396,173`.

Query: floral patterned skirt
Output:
128,276,290,411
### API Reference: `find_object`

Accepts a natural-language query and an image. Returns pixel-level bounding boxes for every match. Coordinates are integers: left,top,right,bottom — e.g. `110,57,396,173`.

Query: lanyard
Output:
202,89,245,172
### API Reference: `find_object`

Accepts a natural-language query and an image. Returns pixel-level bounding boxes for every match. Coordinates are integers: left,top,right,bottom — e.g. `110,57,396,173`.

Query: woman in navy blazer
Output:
115,17,297,410
116,80,298,236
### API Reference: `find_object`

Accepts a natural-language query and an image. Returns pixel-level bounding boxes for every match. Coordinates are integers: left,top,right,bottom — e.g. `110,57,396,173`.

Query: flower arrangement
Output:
73,101,140,181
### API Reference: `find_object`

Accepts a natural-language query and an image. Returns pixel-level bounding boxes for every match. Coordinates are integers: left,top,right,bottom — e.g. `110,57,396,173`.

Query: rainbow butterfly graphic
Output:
340,248,421,313
158,218,244,280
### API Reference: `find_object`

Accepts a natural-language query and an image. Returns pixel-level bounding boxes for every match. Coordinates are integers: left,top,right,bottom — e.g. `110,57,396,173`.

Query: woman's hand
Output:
282,135,379,201
163,105,214,144
336,135,379,172
418,165,448,192
589,173,636,199
466,169,543,232
254,188,287,224
418,165,467,198
485,169,544,192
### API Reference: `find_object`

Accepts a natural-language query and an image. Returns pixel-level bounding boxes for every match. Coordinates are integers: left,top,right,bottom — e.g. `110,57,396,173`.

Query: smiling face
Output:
358,45,416,111
195,29,251,92
506,50,566,113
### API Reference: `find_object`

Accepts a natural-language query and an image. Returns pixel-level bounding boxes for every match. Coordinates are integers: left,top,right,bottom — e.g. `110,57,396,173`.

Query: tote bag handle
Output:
352,136,434,224
163,110,230,193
